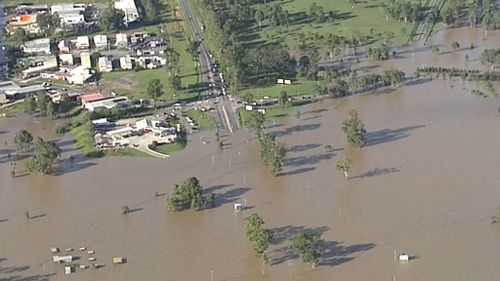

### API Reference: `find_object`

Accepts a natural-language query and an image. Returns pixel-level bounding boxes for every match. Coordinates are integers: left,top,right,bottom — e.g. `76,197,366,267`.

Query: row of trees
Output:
24,93,72,118
384,0,422,23
244,213,324,267
417,67,500,81
165,177,215,211
480,48,500,70
259,133,287,176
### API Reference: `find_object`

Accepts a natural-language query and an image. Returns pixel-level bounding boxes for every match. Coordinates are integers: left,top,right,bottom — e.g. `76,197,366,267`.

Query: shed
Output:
76,36,90,49
94,34,108,49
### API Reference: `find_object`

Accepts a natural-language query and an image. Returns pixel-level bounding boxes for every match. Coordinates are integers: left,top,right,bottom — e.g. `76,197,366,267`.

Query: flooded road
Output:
1,27,500,281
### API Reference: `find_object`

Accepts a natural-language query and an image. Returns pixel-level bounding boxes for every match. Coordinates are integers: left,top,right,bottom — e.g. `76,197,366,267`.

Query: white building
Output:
114,0,139,24
21,56,58,78
119,56,133,70
76,36,90,49
115,33,128,48
22,38,51,55
67,66,94,85
59,53,74,65
51,4,86,26
85,96,129,111
94,35,108,49
98,56,113,72
58,39,70,53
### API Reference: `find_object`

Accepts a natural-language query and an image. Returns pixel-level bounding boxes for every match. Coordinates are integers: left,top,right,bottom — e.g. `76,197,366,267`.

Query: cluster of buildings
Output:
6,1,139,35
17,32,168,81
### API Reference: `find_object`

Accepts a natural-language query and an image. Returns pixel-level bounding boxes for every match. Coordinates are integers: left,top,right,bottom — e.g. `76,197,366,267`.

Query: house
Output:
98,56,113,72
94,35,108,49
67,66,94,85
58,40,70,53
59,53,74,65
22,38,51,55
119,55,134,70
16,5,49,14
76,36,90,49
51,4,86,26
114,0,140,24
136,56,166,69
80,52,92,69
21,56,58,78
84,96,129,111
115,33,128,48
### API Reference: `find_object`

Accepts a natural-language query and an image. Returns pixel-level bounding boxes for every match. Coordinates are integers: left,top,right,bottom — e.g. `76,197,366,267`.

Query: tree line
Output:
23,93,73,119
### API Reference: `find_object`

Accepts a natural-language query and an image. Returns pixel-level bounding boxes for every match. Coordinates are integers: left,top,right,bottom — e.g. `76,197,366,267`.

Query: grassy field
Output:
152,142,185,154
105,147,152,157
70,122,99,157
186,108,216,131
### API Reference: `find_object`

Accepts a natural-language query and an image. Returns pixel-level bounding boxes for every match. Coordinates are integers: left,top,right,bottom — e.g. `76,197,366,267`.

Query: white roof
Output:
76,36,89,46
116,33,128,43
94,34,108,46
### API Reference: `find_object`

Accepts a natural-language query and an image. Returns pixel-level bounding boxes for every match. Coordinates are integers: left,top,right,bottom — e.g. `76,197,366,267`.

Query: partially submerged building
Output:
22,38,51,55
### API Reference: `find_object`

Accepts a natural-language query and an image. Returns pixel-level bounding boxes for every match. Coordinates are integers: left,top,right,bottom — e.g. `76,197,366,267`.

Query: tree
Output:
26,137,61,174
147,79,164,110
99,4,124,32
336,158,352,179
58,93,72,114
451,41,460,52
246,111,265,133
37,12,60,36
255,8,265,29
383,68,405,88
37,92,50,116
8,28,29,45
241,92,255,104
170,74,182,91
479,48,500,70
291,232,323,268
492,207,500,224
14,129,33,153
244,214,273,263
342,109,366,147
441,6,458,25
278,90,289,107
137,0,161,23
47,101,56,119
165,177,210,211
23,95,36,116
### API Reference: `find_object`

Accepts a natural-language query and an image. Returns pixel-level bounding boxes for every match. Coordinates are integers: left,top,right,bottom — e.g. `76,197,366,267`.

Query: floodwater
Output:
1,27,500,281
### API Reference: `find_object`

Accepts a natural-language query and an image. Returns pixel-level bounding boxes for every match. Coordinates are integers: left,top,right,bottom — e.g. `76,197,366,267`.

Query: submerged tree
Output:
342,110,366,147
14,129,33,154
336,158,353,179
291,232,323,268
492,207,500,224
26,137,61,174
244,214,273,263
23,95,36,116
165,177,212,211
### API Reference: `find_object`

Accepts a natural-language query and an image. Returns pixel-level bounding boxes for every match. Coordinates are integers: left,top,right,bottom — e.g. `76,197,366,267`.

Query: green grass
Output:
70,122,100,157
105,147,152,157
242,78,319,99
186,108,216,131
0,103,23,117
152,142,185,154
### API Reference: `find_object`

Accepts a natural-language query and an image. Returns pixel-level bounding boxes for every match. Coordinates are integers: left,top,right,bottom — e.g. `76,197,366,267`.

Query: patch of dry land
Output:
1,26,500,281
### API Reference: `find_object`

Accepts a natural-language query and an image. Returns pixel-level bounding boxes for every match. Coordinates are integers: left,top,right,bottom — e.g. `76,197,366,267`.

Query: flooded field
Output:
1,27,500,281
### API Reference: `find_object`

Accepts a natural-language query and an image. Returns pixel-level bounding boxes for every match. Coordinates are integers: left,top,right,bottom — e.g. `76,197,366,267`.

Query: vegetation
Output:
23,95,36,116
480,48,500,70
136,0,163,24
36,93,50,116
37,12,61,36
26,137,62,174
259,133,287,176
383,0,422,23
150,142,185,154
291,232,323,268
417,67,500,81
492,207,500,224
186,109,217,131
165,177,214,211
99,3,125,32
121,205,130,214
342,110,366,148
336,158,353,179
14,129,33,154
244,214,273,264
147,78,165,109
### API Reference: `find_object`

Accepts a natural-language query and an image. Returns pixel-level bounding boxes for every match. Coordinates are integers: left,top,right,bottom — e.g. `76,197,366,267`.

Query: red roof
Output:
80,93,105,104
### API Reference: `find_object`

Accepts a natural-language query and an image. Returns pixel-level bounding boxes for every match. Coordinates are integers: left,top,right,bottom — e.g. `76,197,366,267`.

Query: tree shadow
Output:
272,123,321,137
351,167,401,179
55,156,97,175
280,167,316,176
0,219,8,223
0,265,30,274
288,143,322,153
320,241,376,267
29,214,46,220
205,187,250,209
204,184,234,194
364,125,426,147
127,208,143,214
0,273,56,281
285,153,332,167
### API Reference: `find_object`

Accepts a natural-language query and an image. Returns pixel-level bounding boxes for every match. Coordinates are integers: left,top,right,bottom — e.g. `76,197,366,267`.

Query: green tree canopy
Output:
99,4,124,32
23,95,36,116
37,12,60,36
336,158,353,179
342,109,366,147
291,232,323,268
166,177,209,211
480,48,500,70
26,137,61,174
244,214,273,263
37,92,50,116
14,129,33,153
147,78,164,109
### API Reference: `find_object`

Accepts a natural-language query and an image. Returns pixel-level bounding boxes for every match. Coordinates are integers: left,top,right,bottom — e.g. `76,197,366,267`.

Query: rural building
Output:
76,36,90,49
115,33,128,48
98,56,113,72
119,56,133,70
16,4,49,14
21,56,58,78
4,84,45,100
94,35,108,49
84,96,129,111
80,93,106,107
59,53,74,65
80,52,92,69
51,4,86,26
114,0,140,24
22,38,51,55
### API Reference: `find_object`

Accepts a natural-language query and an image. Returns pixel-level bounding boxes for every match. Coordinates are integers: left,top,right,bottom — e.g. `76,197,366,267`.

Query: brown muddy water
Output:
1,27,500,281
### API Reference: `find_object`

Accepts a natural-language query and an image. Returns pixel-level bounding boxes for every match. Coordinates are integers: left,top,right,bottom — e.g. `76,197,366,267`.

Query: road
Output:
177,0,239,133
413,0,441,43
0,3,8,80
